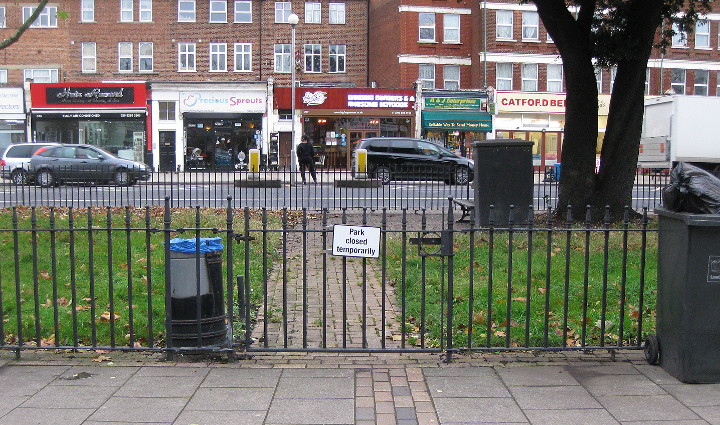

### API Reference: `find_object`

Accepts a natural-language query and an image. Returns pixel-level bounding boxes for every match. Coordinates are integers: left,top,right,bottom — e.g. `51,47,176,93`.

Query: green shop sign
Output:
422,110,492,131
425,97,484,109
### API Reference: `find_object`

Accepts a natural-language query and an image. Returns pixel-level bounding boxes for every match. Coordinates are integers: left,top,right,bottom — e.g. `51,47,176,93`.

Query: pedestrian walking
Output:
296,134,317,184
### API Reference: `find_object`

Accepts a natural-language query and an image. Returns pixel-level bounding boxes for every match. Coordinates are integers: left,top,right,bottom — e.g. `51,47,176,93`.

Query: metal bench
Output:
451,198,475,223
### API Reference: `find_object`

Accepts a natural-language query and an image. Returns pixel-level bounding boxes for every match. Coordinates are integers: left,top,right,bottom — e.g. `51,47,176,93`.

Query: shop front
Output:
0,88,26,152
151,83,268,172
29,82,149,164
494,91,610,169
421,90,492,158
273,88,416,169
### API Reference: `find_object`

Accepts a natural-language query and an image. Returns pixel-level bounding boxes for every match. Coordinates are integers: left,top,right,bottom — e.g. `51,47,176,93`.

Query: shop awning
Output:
422,110,492,132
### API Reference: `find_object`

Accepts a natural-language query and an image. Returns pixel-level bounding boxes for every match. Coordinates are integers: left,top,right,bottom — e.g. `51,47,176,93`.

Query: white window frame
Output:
121,0,134,22
210,43,228,72
547,64,563,92
443,65,460,90
118,42,133,72
234,1,252,23
23,6,58,28
178,0,196,22
81,0,94,22
419,64,435,89
158,102,176,121
496,63,513,90
81,42,96,73
275,2,292,23
139,42,154,72
304,44,321,73
496,10,513,40
645,68,650,95
671,68,686,94
694,69,709,95
329,3,345,24
695,20,710,49
595,67,602,93
0,70,7,83
329,44,346,73
443,14,460,44
522,11,539,41
139,0,152,22
305,2,321,23
234,43,252,72
178,42,196,72
23,69,59,83
419,13,436,42
521,63,538,91
210,0,227,23
672,23,688,47
274,43,292,73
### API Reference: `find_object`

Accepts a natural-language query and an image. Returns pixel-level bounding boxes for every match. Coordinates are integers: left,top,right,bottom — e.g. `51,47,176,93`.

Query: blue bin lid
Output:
168,237,224,253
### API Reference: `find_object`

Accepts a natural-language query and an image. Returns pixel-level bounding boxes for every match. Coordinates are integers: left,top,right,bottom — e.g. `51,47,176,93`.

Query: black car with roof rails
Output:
352,137,474,185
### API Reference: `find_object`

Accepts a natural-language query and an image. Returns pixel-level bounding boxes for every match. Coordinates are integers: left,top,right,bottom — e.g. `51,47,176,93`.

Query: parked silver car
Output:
29,144,150,187
1,142,60,184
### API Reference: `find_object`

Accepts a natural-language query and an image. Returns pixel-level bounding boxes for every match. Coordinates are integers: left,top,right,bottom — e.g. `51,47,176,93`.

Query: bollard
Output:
248,149,260,173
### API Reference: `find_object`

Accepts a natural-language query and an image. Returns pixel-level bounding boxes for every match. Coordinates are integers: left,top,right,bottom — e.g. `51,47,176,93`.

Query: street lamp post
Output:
288,13,299,184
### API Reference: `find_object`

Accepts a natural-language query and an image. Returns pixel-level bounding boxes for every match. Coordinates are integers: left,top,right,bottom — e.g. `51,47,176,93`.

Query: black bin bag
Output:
663,162,720,214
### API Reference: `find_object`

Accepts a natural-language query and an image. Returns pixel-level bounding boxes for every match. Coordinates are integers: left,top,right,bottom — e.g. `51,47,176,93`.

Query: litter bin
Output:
647,209,720,383
553,163,561,181
168,237,227,347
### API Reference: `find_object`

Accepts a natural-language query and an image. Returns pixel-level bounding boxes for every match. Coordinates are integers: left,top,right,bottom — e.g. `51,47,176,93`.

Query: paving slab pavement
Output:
2,350,720,425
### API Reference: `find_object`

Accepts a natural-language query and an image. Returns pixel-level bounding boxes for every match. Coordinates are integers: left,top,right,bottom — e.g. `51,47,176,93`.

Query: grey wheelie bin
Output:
168,237,227,348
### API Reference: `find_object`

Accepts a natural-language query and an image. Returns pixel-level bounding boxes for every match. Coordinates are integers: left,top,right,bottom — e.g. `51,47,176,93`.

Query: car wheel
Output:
36,169,55,187
375,166,391,184
452,166,470,185
113,169,131,186
11,169,28,185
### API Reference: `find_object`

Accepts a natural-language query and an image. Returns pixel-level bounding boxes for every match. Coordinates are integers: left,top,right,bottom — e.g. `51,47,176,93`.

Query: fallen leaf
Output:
99,312,120,322
92,355,112,362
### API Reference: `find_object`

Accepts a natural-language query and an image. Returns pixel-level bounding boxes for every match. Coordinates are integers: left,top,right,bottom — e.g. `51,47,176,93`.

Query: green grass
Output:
384,225,658,349
0,206,283,349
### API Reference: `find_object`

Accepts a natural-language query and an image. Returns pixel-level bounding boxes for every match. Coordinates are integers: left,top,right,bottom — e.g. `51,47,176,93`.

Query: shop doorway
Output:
159,131,176,172
279,132,292,168
496,130,563,168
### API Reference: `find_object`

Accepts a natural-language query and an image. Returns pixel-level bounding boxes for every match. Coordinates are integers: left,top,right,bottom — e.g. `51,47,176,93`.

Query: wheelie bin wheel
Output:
644,334,660,365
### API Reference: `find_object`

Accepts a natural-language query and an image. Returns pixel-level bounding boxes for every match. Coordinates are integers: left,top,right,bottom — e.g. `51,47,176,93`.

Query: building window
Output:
234,1,252,22
305,2,321,23
121,0,133,21
210,43,228,72
521,63,538,91
23,69,59,83
23,6,58,28
444,14,460,43
139,42,153,72
547,64,563,92
81,0,94,22
595,67,602,93
443,65,460,90
645,68,650,95
522,11,539,40
178,0,196,22
304,44,321,73
139,0,152,22
159,102,176,121
329,44,346,73
496,10,513,40
716,71,720,96
694,69,709,95
234,43,252,71
672,23,687,47
274,43,292,73
178,42,196,71
0,70,7,83
81,42,96,73
671,68,686,94
210,0,227,22
275,2,292,23
496,63,512,90
696,20,710,48
419,64,435,89
329,3,345,24
419,13,435,42
119,42,133,72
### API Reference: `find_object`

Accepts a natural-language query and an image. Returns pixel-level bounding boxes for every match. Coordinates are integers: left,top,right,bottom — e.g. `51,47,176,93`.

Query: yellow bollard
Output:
248,149,260,173
355,149,367,174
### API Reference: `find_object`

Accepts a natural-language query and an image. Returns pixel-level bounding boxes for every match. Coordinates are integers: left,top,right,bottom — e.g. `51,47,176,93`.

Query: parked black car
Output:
353,137,474,184
29,144,150,187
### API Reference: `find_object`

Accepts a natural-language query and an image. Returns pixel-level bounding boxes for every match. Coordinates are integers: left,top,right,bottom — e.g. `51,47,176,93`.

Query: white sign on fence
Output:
332,225,381,258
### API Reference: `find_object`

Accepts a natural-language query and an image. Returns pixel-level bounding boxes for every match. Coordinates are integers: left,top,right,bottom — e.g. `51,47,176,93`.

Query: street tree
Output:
0,0,51,50
531,0,709,220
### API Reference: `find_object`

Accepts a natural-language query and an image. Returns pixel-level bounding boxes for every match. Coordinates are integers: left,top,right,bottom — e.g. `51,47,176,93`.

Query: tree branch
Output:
0,0,52,51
